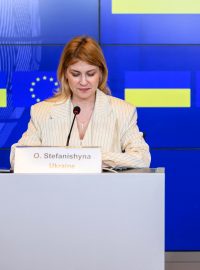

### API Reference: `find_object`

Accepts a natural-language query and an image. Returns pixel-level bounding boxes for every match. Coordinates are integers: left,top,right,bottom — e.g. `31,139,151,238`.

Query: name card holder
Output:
14,146,102,173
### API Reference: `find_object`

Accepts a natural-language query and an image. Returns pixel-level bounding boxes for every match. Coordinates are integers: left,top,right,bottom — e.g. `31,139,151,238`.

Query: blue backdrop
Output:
1,0,200,251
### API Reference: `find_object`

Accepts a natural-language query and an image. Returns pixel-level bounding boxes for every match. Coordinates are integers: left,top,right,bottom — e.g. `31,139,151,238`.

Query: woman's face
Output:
65,60,101,102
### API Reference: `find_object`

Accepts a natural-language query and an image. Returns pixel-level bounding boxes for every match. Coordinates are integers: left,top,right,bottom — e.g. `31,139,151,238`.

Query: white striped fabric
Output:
10,89,151,169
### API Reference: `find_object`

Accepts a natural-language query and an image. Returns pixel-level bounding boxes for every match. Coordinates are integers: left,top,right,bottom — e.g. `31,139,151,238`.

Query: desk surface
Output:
0,167,165,174
0,172,164,270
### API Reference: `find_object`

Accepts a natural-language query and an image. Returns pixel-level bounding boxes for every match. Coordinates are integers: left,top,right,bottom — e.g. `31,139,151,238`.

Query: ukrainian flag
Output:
124,71,191,107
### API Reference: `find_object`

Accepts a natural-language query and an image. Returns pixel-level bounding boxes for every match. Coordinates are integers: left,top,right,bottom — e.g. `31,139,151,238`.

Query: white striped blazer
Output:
10,89,151,169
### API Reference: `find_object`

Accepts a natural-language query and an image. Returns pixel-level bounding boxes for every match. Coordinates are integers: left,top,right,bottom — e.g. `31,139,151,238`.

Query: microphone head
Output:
73,106,81,115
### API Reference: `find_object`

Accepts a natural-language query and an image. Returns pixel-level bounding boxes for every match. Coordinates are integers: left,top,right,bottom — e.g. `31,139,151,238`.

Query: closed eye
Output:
71,72,80,77
87,72,96,77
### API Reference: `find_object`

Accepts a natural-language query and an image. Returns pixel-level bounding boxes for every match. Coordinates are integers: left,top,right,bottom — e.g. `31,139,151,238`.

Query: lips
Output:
78,88,90,91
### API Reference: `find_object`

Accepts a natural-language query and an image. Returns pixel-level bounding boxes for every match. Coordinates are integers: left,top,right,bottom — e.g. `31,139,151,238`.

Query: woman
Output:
10,36,151,169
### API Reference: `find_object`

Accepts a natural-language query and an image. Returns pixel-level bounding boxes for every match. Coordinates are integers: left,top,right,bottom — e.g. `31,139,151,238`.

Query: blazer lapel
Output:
50,98,71,121
43,98,72,146
91,90,119,151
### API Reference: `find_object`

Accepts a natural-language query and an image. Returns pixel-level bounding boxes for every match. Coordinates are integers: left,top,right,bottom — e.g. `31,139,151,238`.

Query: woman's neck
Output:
71,96,96,110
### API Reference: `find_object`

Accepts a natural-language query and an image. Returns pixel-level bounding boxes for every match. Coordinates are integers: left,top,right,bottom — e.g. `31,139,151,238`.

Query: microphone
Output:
66,106,81,146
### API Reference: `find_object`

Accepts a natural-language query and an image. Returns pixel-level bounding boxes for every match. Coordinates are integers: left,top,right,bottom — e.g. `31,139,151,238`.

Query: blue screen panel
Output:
0,73,6,87
102,45,200,148
151,149,200,251
39,0,99,43
0,148,10,169
0,0,98,44
100,0,200,44
0,45,64,149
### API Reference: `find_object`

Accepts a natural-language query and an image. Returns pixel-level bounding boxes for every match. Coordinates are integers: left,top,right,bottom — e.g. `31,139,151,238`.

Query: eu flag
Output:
12,71,59,107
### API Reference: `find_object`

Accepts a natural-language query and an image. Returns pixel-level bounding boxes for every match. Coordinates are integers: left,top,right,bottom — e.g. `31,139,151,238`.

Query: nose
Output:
79,75,88,86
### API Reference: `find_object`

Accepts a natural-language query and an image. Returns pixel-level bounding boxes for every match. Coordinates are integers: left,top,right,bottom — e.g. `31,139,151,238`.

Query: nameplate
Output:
14,147,102,173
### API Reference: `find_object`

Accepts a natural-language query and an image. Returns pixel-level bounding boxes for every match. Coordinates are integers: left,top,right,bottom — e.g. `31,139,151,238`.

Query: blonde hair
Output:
55,36,110,100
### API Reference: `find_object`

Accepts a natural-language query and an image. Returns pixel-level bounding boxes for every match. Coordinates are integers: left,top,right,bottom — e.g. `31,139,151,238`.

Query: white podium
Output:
0,169,164,270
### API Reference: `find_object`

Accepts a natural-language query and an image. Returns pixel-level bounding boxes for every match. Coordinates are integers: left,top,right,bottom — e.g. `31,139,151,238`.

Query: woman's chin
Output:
77,91,95,100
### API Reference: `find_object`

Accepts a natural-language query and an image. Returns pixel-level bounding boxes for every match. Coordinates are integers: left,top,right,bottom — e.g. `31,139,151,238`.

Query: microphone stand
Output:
66,106,81,146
